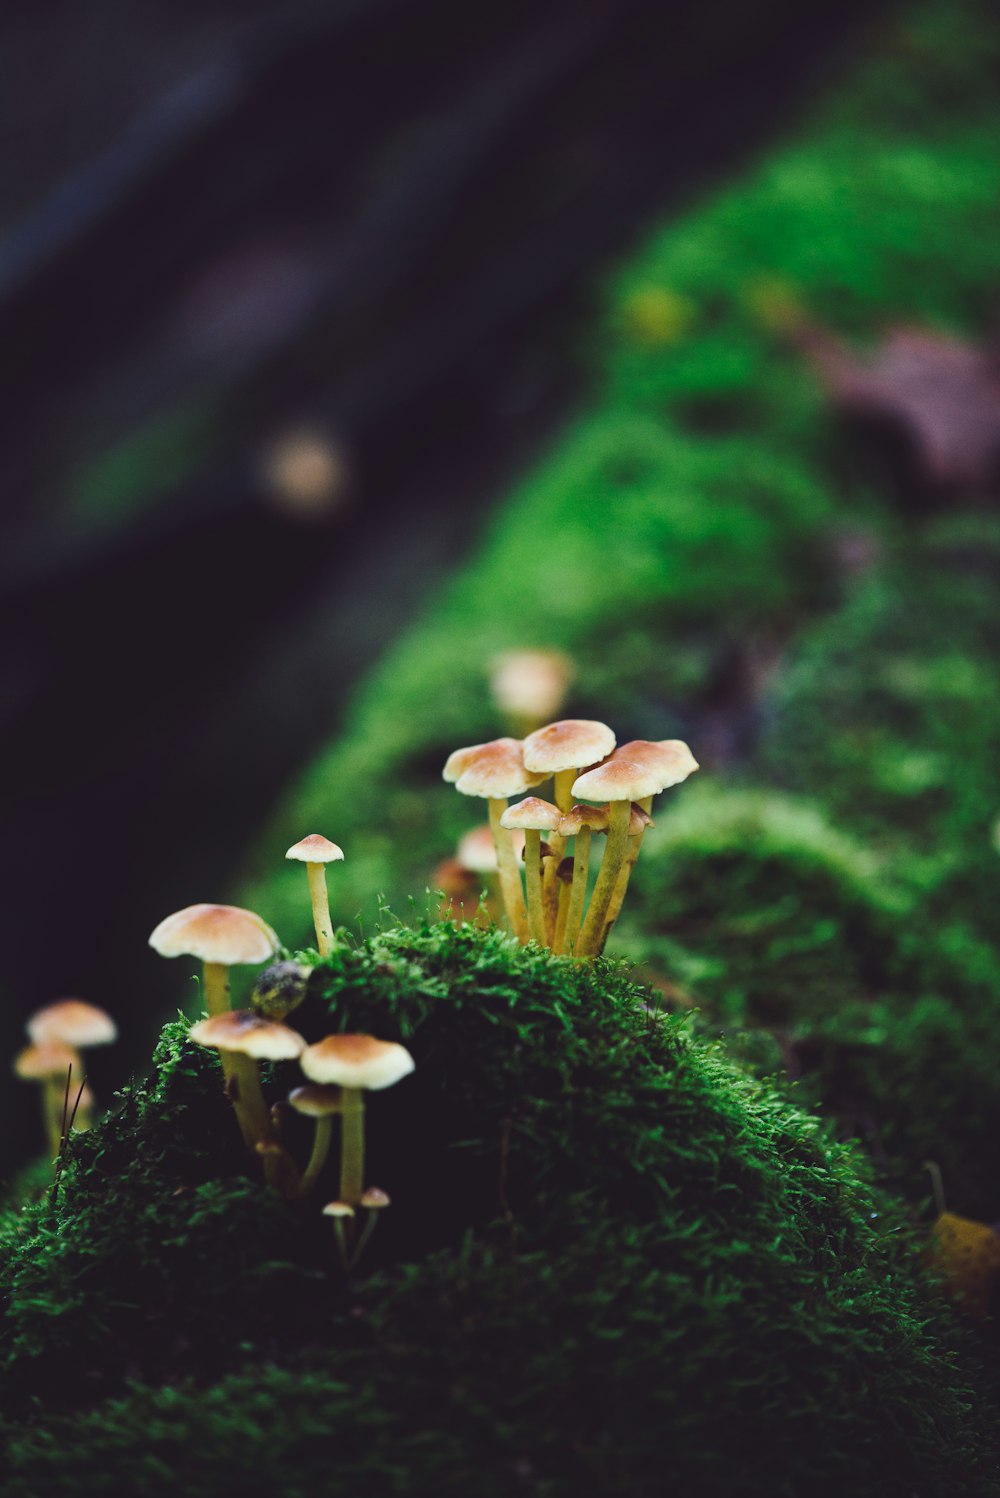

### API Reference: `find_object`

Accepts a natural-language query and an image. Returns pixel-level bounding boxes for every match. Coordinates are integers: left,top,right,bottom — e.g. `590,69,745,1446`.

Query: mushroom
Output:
442,738,545,942
189,1010,306,1191
571,741,697,958
27,1000,117,1050
284,834,344,956
522,719,616,942
553,803,610,956
599,741,698,949
14,1041,80,1157
322,1200,356,1269
353,1186,392,1267
287,1084,343,1197
300,1034,414,1210
500,797,562,946
488,649,574,736
148,903,280,1017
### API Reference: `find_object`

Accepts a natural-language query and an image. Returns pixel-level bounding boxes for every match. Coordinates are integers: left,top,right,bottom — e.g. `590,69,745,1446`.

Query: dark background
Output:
0,0,879,1165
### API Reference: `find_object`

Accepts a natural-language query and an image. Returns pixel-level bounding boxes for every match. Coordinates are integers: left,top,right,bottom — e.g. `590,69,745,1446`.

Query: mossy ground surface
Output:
5,1,1000,1491
1,924,997,1496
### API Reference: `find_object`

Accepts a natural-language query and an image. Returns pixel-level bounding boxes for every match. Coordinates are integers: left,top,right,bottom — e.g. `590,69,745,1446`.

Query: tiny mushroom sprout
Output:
572,739,698,959
500,797,562,946
149,902,279,1017
284,834,344,956
522,718,616,942
300,1034,415,1225
189,1010,306,1192
287,1084,343,1198
322,1200,356,1269
443,737,546,942
14,1040,80,1156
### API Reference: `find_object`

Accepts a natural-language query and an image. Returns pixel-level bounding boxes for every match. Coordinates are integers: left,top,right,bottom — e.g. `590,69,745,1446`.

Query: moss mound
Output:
1,923,995,1495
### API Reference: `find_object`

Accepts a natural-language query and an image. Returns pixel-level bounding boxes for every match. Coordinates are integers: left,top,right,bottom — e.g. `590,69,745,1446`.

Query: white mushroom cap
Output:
27,1000,117,1048
14,1041,80,1080
522,718,616,774
285,834,345,864
447,738,546,800
488,650,573,720
149,904,280,966
301,1034,415,1091
189,1010,306,1061
287,1083,343,1117
322,1201,356,1219
572,740,698,803
500,797,562,832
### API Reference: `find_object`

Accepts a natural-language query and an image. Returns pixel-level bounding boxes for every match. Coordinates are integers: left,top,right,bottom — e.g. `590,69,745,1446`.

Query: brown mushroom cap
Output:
285,834,345,864
14,1041,79,1079
288,1084,343,1117
149,904,280,966
300,1034,415,1091
456,823,524,872
522,718,616,774
557,803,611,836
500,796,562,832
360,1187,391,1210
443,738,546,799
572,740,698,803
27,1000,117,1049
488,649,573,720
189,1010,306,1061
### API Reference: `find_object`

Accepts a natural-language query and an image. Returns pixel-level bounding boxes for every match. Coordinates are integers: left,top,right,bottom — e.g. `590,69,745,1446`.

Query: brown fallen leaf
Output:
926,1211,1000,1319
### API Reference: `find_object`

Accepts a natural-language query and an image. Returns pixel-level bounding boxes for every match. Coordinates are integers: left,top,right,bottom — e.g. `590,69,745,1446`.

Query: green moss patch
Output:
0,924,995,1494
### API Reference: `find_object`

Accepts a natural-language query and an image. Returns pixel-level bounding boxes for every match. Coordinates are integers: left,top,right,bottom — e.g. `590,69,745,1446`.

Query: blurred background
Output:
4,0,998,1182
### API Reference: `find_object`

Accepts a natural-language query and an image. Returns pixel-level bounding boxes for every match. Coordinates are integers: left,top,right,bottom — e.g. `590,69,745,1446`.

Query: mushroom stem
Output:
43,1076,64,1158
599,795,654,954
576,800,632,958
523,830,546,945
203,962,230,1017
227,1052,274,1156
558,825,593,956
488,798,527,942
339,1088,365,1207
306,862,334,956
351,1209,381,1270
297,1115,334,1198
545,769,577,944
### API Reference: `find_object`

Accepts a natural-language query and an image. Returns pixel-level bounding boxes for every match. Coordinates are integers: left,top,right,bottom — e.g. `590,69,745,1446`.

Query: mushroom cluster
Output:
14,999,117,1159
443,722,698,958
148,868,413,1271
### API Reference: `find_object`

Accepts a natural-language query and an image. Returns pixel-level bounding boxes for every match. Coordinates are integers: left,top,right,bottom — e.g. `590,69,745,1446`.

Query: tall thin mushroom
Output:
284,834,344,956
443,738,545,942
500,797,562,946
572,742,697,959
189,1010,306,1192
522,719,616,941
300,1034,414,1211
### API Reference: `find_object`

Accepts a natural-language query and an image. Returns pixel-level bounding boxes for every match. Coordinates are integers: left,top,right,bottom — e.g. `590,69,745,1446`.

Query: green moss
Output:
0,924,995,1494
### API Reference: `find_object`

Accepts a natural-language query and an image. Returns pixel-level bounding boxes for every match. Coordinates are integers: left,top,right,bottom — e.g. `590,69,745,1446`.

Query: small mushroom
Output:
284,834,345,956
553,803,609,956
572,741,697,959
500,797,562,946
322,1200,356,1269
443,738,545,942
14,1041,80,1157
27,1000,117,1049
353,1186,392,1267
189,1010,306,1191
300,1034,414,1210
287,1084,343,1197
488,649,574,736
149,903,280,1017
522,719,617,942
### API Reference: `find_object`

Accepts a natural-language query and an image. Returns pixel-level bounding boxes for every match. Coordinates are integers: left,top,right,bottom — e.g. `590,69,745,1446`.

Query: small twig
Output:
50,1066,87,1208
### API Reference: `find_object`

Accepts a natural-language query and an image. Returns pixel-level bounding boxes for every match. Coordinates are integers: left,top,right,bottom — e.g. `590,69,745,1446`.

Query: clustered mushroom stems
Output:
487,797,528,943
444,729,698,959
